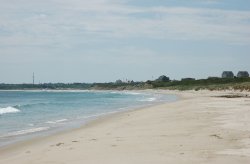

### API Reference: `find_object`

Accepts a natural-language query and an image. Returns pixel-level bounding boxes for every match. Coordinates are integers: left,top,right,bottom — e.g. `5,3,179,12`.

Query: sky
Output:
0,0,250,83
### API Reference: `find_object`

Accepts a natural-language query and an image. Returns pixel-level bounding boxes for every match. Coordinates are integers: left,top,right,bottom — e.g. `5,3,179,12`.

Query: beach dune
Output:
1,90,250,164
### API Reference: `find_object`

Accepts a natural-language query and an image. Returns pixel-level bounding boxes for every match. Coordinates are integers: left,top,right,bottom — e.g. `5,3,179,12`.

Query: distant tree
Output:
156,75,170,82
146,80,152,84
181,78,195,81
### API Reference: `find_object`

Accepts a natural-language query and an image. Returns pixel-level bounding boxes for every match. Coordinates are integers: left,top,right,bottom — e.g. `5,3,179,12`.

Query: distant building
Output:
115,79,123,84
222,71,234,78
156,75,170,82
237,71,249,78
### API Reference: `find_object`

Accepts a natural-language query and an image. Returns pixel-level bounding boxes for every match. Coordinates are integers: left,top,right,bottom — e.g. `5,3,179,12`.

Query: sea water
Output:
0,90,176,147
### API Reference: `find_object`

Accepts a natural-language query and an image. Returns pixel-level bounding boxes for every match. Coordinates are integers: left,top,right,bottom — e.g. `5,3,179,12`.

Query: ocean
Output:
0,90,176,147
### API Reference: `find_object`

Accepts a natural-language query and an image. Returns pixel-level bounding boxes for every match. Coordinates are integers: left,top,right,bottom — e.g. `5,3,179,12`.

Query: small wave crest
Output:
1,127,50,138
123,92,142,95
46,119,68,124
110,91,142,95
17,102,49,108
139,97,157,102
0,106,20,115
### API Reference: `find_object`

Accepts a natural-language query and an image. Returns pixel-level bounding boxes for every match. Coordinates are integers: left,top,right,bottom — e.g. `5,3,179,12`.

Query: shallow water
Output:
0,90,176,147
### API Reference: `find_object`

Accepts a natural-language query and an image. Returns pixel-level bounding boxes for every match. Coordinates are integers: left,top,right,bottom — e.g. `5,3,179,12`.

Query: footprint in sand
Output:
90,138,97,141
56,142,64,146
116,139,123,141
116,137,123,141
210,134,223,139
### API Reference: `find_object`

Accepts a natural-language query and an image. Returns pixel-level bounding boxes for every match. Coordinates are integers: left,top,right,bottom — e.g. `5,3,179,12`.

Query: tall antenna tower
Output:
33,72,35,85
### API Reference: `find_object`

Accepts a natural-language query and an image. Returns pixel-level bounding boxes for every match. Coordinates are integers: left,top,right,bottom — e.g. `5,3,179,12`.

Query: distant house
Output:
156,75,170,82
222,71,234,78
115,79,123,84
237,71,249,78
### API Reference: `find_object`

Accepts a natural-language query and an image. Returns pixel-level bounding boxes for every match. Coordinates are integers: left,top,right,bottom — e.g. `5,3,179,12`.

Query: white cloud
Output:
0,0,250,49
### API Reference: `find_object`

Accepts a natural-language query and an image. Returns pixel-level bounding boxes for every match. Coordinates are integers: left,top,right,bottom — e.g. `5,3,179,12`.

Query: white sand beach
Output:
1,90,250,164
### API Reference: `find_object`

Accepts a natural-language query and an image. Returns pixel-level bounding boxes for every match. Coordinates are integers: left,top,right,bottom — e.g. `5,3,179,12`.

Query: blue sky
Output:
0,0,250,83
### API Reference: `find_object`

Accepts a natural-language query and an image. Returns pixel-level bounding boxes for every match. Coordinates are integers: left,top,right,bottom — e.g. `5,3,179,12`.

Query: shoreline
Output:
0,90,177,149
0,96,177,154
1,90,250,163
0,102,170,150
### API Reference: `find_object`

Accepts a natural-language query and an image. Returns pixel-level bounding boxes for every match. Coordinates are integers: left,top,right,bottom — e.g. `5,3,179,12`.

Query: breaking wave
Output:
0,106,20,115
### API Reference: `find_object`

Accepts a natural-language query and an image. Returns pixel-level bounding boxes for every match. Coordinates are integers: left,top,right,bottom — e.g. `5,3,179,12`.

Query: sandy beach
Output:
1,90,250,164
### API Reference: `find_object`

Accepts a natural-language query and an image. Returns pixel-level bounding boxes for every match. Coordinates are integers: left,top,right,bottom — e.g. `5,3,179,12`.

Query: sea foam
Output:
46,119,68,124
0,106,20,115
2,127,50,137
139,97,157,102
